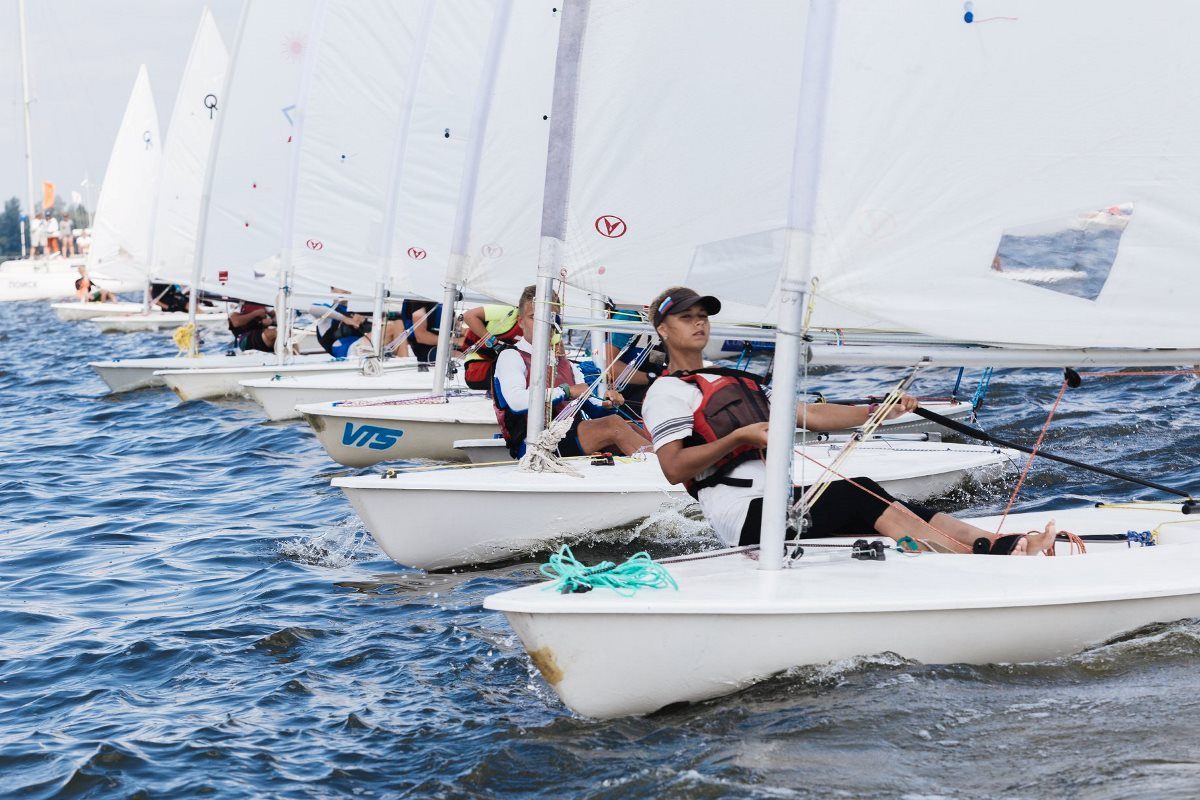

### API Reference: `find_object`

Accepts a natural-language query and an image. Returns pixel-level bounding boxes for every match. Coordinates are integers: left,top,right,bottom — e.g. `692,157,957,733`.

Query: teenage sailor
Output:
308,290,411,359
604,303,668,417
642,286,1056,555
74,274,116,303
149,282,191,313
227,300,277,353
462,303,522,389
493,285,651,459
398,299,443,363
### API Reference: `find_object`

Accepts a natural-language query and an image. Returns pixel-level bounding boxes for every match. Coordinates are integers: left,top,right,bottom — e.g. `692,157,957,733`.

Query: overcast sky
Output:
1,0,244,213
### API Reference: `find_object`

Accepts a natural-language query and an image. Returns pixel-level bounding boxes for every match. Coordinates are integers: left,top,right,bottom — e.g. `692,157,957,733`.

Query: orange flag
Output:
42,181,55,211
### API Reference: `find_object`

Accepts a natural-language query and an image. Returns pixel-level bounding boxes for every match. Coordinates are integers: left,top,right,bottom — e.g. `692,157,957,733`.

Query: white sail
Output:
447,4,563,304
196,0,319,305
86,65,161,287
287,0,494,304
148,7,228,287
805,2,1200,349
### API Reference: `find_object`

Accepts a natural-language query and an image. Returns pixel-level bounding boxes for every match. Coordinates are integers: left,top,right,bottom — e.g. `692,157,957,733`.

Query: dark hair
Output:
517,284,561,316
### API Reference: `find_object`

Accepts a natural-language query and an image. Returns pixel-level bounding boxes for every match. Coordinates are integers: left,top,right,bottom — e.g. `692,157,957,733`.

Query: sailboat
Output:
87,0,346,395
69,9,231,333
0,0,90,302
482,0,1200,719
328,2,1018,570
234,0,500,420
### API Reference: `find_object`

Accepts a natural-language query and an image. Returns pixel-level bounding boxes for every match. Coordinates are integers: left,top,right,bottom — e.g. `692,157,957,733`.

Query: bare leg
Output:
382,320,410,357
575,416,650,456
875,504,1056,556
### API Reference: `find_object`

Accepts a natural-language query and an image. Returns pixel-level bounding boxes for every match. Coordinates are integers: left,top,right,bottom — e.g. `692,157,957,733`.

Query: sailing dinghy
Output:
482,0,1200,719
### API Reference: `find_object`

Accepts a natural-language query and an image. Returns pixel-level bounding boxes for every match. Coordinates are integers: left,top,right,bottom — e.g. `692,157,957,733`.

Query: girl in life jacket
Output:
492,285,651,459
462,303,523,389
640,286,1057,556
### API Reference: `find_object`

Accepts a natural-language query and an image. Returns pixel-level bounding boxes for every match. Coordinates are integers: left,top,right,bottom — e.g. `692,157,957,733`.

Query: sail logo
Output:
407,247,427,260
594,214,627,238
342,423,404,450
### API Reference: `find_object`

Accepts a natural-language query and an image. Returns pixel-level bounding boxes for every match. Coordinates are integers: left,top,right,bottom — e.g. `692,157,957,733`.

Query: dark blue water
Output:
3,299,1200,799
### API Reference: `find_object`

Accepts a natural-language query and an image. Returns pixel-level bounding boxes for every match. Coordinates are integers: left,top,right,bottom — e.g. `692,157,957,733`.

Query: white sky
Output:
1,0,245,213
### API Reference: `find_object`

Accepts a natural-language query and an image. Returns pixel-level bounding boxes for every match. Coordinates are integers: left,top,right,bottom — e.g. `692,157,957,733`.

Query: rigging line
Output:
551,325,644,424
995,378,1069,533
789,447,972,554
910,406,1193,501
792,362,925,516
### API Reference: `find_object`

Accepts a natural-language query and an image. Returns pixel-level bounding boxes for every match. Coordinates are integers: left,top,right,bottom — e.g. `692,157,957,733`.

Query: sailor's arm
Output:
229,306,272,328
411,307,440,346
462,306,491,340
797,394,918,431
656,423,768,485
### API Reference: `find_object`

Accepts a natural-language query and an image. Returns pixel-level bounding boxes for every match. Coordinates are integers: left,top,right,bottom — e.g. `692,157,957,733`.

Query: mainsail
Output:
86,65,161,287
148,8,228,288
195,0,320,306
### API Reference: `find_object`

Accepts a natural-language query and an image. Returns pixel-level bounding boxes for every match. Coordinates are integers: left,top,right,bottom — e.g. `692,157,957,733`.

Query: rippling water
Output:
3,300,1200,798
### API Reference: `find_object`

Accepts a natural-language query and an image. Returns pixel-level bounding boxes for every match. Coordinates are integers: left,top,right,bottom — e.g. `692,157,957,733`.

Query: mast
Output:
187,0,251,355
529,0,589,440
370,0,438,361
18,0,36,253
758,0,838,569
434,0,515,394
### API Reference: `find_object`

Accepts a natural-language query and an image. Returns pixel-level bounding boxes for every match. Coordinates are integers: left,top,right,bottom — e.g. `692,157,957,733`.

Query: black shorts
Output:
737,476,937,547
555,417,586,458
237,327,272,353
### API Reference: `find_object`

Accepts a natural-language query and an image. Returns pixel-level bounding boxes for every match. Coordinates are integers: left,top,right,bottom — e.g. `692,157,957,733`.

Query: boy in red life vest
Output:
641,286,1056,555
493,285,651,459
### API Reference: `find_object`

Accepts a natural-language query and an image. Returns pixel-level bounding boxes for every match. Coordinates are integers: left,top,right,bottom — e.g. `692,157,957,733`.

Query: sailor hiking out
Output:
462,302,523,389
642,286,1056,555
493,285,651,459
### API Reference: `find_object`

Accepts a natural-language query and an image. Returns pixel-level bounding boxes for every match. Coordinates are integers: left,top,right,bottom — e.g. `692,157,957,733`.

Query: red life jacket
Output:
674,368,771,499
494,348,578,456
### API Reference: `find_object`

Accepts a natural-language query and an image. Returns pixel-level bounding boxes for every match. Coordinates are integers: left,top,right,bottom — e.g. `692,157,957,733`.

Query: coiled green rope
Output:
540,545,679,596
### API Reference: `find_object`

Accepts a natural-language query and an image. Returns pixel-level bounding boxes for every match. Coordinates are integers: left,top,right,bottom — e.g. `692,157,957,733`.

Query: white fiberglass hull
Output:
301,394,497,463
91,311,226,332
156,356,417,402
89,352,317,393
52,300,145,321
241,368,468,422
485,505,1200,719
0,259,84,301
333,443,1014,570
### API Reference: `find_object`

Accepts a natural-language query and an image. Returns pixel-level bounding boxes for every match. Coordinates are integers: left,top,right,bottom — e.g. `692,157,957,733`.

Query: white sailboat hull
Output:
301,394,498,464
486,506,1200,719
91,311,226,332
155,356,416,402
52,300,145,321
241,369,469,422
0,259,85,301
88,352,312,393
334,443,1014,570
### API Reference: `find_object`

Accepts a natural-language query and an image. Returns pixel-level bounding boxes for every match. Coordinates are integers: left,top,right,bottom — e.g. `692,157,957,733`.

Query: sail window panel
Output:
991,204,1131,301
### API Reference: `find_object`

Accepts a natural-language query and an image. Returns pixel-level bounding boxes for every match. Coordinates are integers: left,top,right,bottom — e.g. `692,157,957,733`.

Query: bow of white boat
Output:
485,505,1200,718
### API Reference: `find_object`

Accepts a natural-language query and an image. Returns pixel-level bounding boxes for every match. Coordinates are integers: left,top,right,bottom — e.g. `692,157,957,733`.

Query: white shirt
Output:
642,374,767,546
493,338,585,413
46,217,60,236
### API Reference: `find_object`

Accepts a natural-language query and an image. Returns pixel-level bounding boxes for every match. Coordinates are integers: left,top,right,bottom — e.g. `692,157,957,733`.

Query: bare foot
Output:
1013,519,1056,556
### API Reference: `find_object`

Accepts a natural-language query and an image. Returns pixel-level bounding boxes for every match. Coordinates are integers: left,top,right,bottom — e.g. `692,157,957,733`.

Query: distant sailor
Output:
74,274,116,303
227,300,277,353
603,303,668,417
309,289,411,359
641,286,1056,555
150,282,190,313
461,302,522,389
493,285,651,459
398,299,443,363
